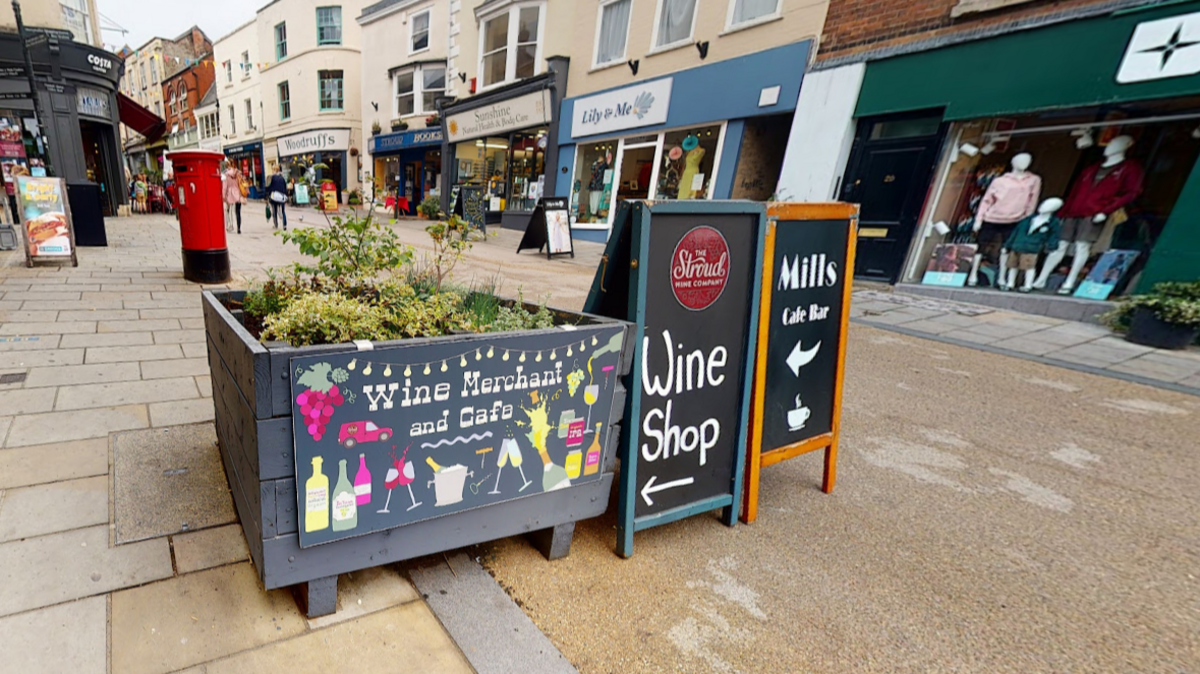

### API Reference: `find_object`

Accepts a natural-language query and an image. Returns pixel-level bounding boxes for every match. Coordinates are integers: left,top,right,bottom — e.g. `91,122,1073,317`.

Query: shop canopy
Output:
855,0,1200,121
116,92,166,142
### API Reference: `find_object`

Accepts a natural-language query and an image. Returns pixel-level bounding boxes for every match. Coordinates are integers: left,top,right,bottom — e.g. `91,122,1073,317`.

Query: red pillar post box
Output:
168,150,231,283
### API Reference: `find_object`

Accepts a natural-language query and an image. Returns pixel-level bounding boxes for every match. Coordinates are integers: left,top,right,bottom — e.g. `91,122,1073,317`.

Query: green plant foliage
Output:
261,293,390,346
423,216,472,293
1102,281,1200,330
418,195,441,218
278,211,413,283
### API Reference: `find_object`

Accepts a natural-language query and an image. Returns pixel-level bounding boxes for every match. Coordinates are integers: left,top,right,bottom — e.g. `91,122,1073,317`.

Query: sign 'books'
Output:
585,200,765,557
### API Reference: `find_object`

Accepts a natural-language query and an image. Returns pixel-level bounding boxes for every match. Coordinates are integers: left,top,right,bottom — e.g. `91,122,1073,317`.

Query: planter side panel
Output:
202,292,273,419
261,474,614,589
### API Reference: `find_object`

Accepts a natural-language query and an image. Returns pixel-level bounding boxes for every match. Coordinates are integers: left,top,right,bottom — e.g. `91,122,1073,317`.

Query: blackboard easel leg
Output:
527,521,575,560
822,443,838,493
294,575,338,618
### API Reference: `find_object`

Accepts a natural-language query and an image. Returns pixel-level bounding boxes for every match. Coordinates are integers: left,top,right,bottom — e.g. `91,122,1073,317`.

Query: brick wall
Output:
818,0,1121,61
162,60,215,131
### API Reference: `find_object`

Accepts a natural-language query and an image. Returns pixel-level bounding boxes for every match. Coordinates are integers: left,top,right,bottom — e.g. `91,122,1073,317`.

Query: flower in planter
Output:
390,119,409,131
425,115,440,127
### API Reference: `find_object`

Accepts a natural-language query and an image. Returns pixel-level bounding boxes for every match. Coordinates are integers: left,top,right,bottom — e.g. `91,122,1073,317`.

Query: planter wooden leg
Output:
527,521,575,561
294,575,338,618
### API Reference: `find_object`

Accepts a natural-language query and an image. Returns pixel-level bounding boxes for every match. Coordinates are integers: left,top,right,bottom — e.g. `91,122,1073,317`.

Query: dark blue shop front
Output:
223,141,265,199
556,41,810,242
369,127,443,214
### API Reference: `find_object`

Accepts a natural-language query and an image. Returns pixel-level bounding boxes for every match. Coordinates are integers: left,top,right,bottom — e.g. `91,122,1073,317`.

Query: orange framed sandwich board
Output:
741,202,857,523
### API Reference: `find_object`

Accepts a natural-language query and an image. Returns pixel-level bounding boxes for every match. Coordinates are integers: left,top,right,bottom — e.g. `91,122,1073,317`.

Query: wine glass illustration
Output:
584,384,599,431
379,444,422,513
489,437,532,494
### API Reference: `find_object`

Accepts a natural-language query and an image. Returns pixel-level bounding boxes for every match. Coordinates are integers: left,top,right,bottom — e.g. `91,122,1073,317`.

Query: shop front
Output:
440,62,568,230
273,128,352,204
557,42,809,242
368,127,443,214
840,1,1200,305
0,33,131,218
223,141,265,199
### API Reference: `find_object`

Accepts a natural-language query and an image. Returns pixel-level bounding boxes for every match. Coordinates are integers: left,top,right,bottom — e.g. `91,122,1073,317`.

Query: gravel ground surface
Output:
480,323,1200,673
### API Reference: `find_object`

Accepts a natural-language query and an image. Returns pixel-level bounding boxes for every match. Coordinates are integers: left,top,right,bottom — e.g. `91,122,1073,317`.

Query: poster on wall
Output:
14,176,77,266
294,183,310,205
1074,249,1139,301
921,243,978,287
291,325,627,548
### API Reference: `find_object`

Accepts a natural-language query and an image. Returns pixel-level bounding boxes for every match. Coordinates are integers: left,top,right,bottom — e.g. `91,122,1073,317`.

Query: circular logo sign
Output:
671,226,730,311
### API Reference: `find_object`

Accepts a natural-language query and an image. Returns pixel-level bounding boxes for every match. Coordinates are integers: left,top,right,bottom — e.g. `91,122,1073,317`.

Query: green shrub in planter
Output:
417,195,441,219
1103,281,1200,349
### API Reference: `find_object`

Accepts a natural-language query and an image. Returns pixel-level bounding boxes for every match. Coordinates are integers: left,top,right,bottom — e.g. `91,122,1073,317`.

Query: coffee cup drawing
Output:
787,395,811,431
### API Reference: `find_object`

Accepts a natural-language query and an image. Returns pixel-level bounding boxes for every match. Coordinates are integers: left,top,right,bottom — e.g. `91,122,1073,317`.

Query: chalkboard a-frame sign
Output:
585,200,765,558
741,202,858,524
516,197,575,259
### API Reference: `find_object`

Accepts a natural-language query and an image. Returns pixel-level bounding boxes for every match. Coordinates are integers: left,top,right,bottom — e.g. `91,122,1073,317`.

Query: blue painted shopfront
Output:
224,141,265,199
369,128,444,214
556,41,810,242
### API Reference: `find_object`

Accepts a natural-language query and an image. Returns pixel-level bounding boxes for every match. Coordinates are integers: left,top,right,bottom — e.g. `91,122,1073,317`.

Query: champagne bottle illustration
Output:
584,423,603,476
426,456,472,506
331,459,358,531
305,457,329,532
519,395,571,492
354,453,371,505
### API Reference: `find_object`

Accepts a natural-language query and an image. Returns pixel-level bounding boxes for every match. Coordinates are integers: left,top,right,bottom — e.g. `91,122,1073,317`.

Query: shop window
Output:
572,142,618,224
479,3,543,88
594,0,632,67
411,9,430,53
652,0,697,50
319,70,344,111
726,0,780,28
658,126,721,200
392,63,447,118
869,116,941,140
140,63,147,89
508,129,547,211
241,51,251,79
59,0,93,44
317,6,343,46
179,83,188,111
275,23,288,60
278,81,291,121
150,58,158,84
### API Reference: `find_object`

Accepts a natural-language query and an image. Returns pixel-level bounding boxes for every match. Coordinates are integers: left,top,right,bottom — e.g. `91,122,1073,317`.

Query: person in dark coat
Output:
267,168,288,230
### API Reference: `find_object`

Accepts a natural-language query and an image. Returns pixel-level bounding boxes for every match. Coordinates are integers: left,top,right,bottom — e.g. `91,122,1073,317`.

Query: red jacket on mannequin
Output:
1060,160,1144,219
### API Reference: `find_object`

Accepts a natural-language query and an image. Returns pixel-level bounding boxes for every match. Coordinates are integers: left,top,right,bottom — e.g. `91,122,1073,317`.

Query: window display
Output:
452,128,547,213
657,126,720,200
571,142,615,224
910,108,1200,301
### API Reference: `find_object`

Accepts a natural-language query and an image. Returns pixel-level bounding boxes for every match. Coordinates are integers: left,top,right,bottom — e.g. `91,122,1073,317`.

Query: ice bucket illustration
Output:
427,464,473,507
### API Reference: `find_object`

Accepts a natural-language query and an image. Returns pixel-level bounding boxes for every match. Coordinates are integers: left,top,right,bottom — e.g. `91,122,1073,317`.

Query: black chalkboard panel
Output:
458,185,486,234
585,200,765,557
292,326,627,548
759,220,850,452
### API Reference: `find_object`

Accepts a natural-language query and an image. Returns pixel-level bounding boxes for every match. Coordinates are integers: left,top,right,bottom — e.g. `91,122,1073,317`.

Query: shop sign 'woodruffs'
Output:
671,226,729,311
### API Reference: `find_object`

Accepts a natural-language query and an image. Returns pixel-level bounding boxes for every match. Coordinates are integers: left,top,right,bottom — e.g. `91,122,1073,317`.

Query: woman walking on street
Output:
268,167,288,230
221,162,245,234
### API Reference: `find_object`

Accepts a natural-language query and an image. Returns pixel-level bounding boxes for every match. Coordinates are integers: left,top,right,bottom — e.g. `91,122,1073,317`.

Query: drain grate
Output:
0,373,27,384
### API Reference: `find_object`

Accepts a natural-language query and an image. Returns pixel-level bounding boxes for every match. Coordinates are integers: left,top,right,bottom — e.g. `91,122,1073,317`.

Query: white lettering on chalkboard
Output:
778,253,838,291
639,329,725,467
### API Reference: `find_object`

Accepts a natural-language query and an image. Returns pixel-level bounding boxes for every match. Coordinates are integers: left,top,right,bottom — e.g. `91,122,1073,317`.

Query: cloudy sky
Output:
97,0,262,52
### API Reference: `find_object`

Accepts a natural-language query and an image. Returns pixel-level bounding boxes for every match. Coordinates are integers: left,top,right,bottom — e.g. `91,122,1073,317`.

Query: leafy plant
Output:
347,189,362,205
390,119,408,130
261,292,390,347
241,276,297,320
1102,281,1200,330
279,210,413,284
371,121,381,134
418,195,441,219
485,290,557,333
423,215,472,293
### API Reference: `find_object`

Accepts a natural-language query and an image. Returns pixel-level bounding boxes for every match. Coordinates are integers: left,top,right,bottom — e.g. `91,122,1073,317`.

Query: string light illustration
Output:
332,339,600,379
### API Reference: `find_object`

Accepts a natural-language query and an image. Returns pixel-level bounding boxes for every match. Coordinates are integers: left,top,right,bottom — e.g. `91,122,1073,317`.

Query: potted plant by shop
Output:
424,114,440,127
417,195,440,219
346,188,362,206
1103,281,1200,350
390,119,408,132
202,209,633,617
371,121,381,136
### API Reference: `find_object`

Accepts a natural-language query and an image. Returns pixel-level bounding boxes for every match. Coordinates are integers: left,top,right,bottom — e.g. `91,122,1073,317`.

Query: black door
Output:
841,113,946,282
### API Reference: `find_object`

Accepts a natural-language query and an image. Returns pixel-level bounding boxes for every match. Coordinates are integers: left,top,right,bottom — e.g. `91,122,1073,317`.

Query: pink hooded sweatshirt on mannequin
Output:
976,171,1041,224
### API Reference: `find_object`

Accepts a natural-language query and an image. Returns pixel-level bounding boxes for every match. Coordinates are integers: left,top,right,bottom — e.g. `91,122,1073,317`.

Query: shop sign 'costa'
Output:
671,226,729,311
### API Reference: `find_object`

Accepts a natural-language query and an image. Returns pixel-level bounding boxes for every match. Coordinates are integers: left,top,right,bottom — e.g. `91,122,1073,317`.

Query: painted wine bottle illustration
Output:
331,459,358,531
354,453,371,505
584,423,603,476
305,457,329,532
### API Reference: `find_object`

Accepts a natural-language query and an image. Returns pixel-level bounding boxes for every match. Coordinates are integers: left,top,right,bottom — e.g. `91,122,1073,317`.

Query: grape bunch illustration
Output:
566,368,585,397
295,363,355,442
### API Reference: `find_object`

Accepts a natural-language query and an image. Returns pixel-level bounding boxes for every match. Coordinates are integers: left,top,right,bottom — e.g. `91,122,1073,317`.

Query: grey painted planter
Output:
202,289,634,616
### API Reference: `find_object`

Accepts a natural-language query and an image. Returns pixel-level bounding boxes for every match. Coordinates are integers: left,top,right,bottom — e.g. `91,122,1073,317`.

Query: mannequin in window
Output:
967,152,1041,287
677,144,706,200
1000,197,1062,293
588,154,608,217
1034,134,1143,294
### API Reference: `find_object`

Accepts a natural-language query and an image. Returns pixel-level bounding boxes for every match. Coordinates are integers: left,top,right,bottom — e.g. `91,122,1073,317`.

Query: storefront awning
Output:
116,92,166,142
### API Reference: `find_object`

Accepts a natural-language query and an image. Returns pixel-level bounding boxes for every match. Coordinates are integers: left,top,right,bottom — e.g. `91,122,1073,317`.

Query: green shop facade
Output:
839,0,1200,306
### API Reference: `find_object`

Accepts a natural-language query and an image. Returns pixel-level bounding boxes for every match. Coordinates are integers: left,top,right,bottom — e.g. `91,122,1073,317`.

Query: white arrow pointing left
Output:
786,339,821,377
640,475,694,506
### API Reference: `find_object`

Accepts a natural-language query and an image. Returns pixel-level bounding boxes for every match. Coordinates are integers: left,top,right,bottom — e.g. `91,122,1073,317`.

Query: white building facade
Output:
213,19,268,196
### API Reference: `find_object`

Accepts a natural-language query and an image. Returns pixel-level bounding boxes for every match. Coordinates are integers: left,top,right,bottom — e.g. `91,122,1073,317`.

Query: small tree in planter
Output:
202,209,632,616
1103,281,1200,349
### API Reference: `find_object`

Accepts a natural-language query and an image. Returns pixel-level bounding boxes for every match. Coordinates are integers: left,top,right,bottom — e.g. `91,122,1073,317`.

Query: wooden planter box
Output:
202,289,634,615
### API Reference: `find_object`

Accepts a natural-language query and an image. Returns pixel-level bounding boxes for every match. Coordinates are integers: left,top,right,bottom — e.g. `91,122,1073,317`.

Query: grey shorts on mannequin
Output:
1060,216,1103,243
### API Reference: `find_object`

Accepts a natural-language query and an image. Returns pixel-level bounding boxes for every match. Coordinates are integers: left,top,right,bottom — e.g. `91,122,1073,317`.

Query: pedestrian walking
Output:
267,167,288,231
221,162,245,234
134,174,147,214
